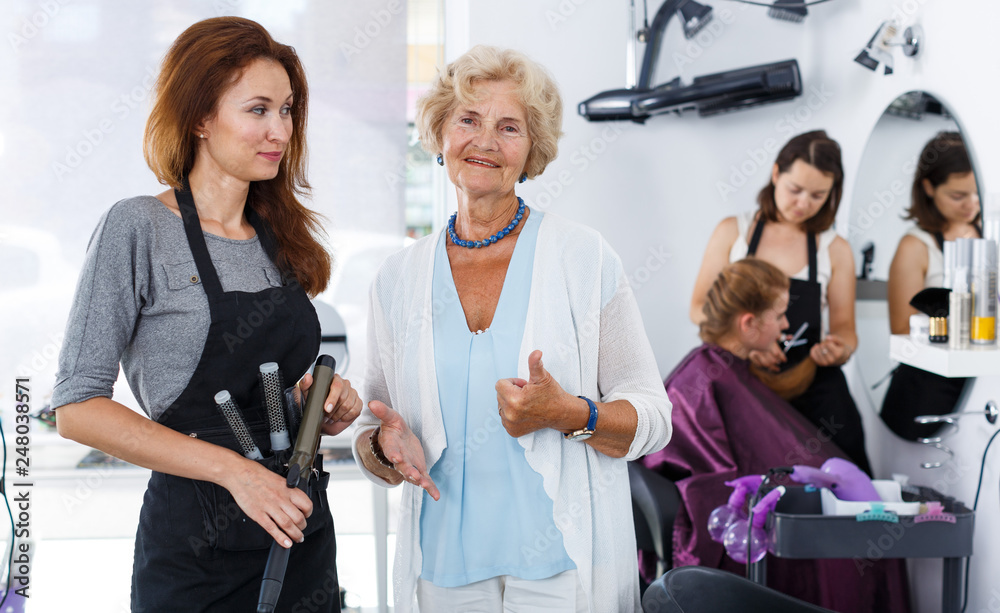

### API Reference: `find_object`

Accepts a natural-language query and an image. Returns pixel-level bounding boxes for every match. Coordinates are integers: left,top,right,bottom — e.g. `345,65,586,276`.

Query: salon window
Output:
1,0,447,401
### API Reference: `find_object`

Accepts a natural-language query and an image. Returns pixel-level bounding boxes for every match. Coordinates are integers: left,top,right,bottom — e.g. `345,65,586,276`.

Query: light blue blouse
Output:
419,209,575,587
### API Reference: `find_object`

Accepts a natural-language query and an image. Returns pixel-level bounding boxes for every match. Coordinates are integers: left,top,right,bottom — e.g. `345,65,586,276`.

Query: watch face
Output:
567,429,594,441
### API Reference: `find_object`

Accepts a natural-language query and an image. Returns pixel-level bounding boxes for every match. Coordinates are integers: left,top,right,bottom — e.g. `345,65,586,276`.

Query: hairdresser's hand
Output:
222,457,312,549
811,334,853,367
496,350,575,438
368,400,440,501
749,341,787,373
298,372,363,437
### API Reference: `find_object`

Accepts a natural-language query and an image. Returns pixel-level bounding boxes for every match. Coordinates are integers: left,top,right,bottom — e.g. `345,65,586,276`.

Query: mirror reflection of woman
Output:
882,132,980,440
690,131,871,474
887,131,981,332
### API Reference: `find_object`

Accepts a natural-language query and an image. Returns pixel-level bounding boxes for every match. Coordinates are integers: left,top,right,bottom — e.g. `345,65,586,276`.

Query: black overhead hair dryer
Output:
579,0,802,123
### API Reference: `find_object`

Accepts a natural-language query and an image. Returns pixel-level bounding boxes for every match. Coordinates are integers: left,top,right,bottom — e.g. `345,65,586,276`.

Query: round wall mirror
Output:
848,91,981,429
848,91,967,284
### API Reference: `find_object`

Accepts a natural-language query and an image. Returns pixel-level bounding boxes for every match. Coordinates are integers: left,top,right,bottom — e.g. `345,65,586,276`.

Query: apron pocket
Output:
197,455,331,552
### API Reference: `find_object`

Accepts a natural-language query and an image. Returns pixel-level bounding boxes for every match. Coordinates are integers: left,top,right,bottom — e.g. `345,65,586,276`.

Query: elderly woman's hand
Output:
368,400,441,501
495,350,576,438
297,372,363,436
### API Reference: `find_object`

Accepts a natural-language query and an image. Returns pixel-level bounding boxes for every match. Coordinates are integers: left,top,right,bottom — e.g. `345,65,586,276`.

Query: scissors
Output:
782,322,809,353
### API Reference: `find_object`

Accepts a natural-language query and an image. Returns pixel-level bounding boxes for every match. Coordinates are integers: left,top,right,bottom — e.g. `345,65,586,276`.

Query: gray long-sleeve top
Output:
52,195,284,420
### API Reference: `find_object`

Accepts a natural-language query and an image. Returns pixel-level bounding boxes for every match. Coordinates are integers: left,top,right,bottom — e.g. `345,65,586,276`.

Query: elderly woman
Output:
643,259,910,612
351,46,672,612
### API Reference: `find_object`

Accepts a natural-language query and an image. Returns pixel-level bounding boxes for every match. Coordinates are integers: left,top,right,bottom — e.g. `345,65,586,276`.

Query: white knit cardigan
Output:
351,213,672,612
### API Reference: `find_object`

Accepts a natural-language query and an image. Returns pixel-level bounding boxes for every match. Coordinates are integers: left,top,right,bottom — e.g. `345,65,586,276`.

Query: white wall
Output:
445,0,1000,610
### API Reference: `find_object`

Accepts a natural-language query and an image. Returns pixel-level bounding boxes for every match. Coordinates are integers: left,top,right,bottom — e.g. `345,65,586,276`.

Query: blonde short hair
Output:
415,45,563,179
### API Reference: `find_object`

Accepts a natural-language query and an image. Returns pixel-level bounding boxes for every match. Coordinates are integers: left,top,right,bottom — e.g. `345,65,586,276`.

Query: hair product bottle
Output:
949,274,972,350
942,241,956,290
970,239,997,345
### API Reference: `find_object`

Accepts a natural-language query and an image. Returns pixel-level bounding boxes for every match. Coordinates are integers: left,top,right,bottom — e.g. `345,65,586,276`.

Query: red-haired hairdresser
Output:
52,17,360,611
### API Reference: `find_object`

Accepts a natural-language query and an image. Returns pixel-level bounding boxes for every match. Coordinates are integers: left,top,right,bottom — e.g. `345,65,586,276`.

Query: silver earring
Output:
519,173,527,184
199,134,206,139
436,153,443,166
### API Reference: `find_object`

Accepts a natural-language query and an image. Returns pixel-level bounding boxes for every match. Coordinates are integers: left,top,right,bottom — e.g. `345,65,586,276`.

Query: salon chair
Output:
629,461,682,594
641,566,837,613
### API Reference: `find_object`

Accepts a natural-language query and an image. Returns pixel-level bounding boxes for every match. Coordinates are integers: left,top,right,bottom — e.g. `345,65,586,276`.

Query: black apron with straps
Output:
131,185,339,612
746,216,821,370
746,216,872,474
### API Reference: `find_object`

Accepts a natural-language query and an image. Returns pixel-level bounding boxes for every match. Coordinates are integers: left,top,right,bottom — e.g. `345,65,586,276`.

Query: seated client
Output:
641,259,910,613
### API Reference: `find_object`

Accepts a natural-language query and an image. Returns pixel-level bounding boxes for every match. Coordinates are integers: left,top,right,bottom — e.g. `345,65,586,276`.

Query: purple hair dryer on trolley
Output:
707,475,764,543
789,457,880,502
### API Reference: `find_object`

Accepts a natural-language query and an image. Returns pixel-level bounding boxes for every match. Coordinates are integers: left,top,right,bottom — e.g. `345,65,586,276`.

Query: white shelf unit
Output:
889,334,1000,378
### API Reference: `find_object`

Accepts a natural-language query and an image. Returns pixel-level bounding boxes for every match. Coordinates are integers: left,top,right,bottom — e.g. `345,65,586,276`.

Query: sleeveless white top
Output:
903,226,944,288
728,210,837,336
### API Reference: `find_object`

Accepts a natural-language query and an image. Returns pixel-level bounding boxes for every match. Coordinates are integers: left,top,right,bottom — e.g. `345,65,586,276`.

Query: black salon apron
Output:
879,228,979,442
130,185,339,613
746,216,821,369
747,216,872,474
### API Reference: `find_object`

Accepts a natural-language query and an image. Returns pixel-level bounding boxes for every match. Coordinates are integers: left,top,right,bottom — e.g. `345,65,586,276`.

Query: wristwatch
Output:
565,396,598,441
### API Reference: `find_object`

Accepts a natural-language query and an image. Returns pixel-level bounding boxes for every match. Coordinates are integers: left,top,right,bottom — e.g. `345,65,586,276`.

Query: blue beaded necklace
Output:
447,197,526,249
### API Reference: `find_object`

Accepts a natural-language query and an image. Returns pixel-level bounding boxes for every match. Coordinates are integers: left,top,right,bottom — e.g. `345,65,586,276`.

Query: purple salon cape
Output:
642,344,910,613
